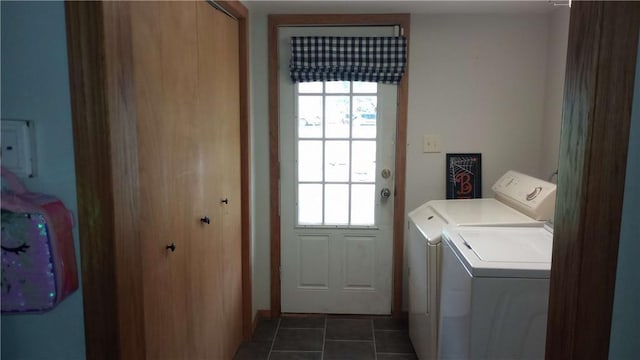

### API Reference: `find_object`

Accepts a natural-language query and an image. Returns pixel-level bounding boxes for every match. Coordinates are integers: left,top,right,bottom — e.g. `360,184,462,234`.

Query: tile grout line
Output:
321,317,327,360
321,339,375,342
377,352,416,355
266,318,281,360
277,327,326,330
372,318,378,360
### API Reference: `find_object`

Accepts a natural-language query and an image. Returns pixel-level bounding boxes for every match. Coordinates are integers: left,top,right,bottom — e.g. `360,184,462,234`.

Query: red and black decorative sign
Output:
446,153,482,199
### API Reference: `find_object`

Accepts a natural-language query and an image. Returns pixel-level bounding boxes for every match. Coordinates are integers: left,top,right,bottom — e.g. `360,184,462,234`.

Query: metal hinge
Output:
207,1,237,19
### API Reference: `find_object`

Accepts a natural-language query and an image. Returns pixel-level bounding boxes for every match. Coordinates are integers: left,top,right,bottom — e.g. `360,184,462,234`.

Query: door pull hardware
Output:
381,188,391,199
221,198,229,204
200,216,211,224
166,243,176,252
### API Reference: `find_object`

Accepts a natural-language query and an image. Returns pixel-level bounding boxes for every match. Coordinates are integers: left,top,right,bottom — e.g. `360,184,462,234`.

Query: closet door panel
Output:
131,2,198,358
196,3,243,358
186,1,231,359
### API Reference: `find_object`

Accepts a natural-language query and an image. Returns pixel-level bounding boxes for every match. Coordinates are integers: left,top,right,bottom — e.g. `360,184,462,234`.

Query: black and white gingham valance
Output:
289,36,407,84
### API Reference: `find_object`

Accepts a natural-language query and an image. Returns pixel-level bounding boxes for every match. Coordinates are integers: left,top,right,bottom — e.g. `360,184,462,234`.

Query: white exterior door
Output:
279,26,399,314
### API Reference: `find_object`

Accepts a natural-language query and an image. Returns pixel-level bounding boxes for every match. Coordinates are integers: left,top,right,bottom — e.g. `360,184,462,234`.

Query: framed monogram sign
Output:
446,153,482,199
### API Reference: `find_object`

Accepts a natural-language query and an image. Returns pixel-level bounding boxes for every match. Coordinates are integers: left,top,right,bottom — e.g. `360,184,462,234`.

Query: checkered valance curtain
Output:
289,36,407,84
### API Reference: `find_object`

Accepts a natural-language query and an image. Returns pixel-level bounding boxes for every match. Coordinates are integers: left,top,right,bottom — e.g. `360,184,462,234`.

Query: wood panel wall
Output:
546,2,640,359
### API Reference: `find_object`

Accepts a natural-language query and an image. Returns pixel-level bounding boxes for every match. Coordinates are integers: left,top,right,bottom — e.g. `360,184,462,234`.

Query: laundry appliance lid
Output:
429,199,543,227
442,226,553,278
408,203,447,245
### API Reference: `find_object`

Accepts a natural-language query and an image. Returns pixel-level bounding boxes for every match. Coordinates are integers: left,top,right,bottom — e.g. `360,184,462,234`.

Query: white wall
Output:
609,31,640,359
1,2,86,359
405,13,548,214
248,8,272,316
541,7,570,182
250,11,560,314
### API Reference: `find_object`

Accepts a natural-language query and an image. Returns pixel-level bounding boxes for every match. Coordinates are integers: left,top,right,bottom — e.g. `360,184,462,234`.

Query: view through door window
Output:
296,81,378,226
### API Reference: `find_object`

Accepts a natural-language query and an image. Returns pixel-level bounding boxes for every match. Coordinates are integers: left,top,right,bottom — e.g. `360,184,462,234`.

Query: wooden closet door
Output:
185,1,237,359
195,2,243,358
130,2,199,359
129,2,241,358
65,0,248,358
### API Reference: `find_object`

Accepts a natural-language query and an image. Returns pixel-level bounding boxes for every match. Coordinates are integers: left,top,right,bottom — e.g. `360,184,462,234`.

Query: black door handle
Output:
166,243,176,252
200,216,211,224
221,198,229,204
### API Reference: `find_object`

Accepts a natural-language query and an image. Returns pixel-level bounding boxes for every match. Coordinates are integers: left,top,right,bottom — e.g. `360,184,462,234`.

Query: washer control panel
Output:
492,171,557,220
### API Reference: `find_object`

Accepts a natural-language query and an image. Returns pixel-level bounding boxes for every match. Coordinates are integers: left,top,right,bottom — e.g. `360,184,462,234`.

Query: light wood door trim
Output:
65,2,146,359
268,13,411,318
546,2,640,358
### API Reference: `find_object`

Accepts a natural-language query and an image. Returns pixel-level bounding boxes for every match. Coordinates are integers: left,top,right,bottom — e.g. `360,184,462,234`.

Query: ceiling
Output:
245,0,563,15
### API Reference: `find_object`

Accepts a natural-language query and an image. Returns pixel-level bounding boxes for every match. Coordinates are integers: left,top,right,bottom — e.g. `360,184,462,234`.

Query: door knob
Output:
221,198,229,204
200,216,211,224
166,243,176,252
381,188,391,199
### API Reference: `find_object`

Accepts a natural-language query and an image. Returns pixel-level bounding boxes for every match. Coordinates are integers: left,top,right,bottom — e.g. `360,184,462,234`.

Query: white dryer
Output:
438,225,553,360
407,171,556,360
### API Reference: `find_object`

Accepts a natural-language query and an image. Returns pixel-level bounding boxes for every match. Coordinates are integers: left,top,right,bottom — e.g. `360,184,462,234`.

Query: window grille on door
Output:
296,81,378,227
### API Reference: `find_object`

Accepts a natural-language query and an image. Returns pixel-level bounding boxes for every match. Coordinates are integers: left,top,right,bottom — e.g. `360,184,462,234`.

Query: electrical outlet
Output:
423,134,442,153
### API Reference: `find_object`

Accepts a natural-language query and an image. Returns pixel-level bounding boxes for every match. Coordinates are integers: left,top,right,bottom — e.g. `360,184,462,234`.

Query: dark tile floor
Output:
234,315,417,360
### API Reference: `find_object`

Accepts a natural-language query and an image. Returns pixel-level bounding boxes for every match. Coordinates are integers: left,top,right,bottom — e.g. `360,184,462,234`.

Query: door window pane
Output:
299,82,323,93
299,184,323,224
352,96,377,139
298,96,323,138
352,141,376,182
353,81,377,94
325,141,350,182
325,96,350,138
298,140,323,182
295,81,379,227
351,184,375,225
325,81,350,93
325,184,349,224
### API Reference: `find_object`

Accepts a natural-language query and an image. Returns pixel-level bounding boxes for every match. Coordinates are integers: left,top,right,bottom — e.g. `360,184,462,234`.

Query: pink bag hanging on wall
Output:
1,167,79,313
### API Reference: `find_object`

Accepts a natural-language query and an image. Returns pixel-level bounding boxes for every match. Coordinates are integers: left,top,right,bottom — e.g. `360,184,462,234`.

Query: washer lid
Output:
408,203,447,245
463,230,551,263
443,226,553,278
429,199,543,227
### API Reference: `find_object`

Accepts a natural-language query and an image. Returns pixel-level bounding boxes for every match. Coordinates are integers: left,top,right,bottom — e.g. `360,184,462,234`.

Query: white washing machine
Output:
407,170,556,360
438,225,553,360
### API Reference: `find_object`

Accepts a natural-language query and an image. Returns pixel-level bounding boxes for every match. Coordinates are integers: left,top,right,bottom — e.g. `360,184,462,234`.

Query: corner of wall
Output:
540,7,570,182
248,9,272,318
609,27,640,359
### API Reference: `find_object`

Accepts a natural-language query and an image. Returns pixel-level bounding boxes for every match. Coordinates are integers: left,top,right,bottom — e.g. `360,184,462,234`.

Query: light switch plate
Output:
1,119,36,177
423,134,442,153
